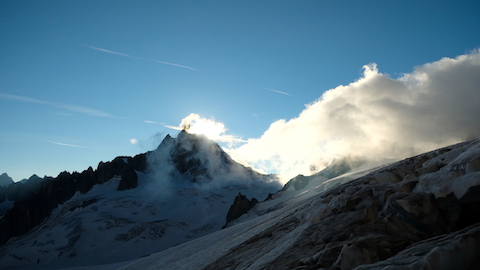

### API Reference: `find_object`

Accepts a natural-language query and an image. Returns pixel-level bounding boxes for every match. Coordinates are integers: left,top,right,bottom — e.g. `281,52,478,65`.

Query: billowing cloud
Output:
228,50,480,183
164,113,246,143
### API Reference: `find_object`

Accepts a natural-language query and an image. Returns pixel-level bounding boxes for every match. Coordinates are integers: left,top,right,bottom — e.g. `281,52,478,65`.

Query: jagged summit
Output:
149,131,260,185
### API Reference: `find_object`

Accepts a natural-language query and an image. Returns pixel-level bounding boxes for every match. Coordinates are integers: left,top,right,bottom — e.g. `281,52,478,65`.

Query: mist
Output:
228,50,480,183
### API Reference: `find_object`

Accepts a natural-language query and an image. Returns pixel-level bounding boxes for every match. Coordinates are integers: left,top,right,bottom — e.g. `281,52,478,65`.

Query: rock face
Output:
122,137,480,270
225,193,259,225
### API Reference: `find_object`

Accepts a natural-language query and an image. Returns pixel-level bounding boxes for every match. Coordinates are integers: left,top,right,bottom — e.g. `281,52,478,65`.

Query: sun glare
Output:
180,113,226,141
173,113,246,143
188,119,225,140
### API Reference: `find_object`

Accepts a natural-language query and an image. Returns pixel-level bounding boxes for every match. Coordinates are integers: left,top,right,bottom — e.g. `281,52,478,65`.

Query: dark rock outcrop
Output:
96,156,140,190
117,164,139,191
5,175,43,202
0,186,5,203
225,193,259,225
129,153,148,172
75,167,97,194
0,175,43,214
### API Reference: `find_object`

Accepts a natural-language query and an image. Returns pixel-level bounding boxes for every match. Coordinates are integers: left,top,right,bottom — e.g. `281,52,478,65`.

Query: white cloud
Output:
228,50,480,183
130,138,139,145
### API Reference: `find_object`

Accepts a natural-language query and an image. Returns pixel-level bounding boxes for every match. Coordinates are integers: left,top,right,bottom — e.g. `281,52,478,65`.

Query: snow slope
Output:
119,137,480,270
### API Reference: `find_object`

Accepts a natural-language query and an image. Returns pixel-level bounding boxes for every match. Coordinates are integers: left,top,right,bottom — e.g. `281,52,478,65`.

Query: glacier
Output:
119,137,480,270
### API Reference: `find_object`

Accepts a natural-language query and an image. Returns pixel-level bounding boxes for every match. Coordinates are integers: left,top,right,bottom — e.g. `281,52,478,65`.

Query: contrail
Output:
47,140,87,148
163,124,183,131
0,92,113,117
84,45,196,71
261,87,294,96
144,120,166,125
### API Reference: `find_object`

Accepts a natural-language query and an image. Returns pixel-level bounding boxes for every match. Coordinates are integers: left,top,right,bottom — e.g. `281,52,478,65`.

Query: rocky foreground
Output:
120,137,480,270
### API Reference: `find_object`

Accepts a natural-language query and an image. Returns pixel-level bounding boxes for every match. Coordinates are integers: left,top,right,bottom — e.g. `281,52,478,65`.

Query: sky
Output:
1,1,480,182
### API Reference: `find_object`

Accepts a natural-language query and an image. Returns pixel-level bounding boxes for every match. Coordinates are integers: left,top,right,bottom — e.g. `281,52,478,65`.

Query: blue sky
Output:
1,1,480,181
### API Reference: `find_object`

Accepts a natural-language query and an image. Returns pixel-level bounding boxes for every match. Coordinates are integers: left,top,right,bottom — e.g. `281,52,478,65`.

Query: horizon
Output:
1,1,480,182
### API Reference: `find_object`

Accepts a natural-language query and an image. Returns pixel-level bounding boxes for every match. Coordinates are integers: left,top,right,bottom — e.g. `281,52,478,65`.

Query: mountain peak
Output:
0,173,14,187
149,132,237,184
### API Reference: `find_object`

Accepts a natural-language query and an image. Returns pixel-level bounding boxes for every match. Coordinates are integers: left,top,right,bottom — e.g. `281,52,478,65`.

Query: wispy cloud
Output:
163,124,183,131
84,45,197,71
0,92,113,117
84,45,131,58
56,104,113,117
0,93,46,104
145,120,166,125
47,140,87,148
261,87,293,97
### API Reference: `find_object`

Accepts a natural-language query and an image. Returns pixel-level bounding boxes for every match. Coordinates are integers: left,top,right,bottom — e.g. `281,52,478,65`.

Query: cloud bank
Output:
228,50,480,182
